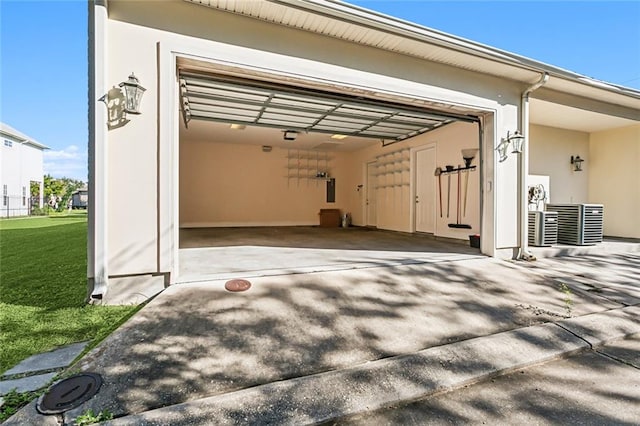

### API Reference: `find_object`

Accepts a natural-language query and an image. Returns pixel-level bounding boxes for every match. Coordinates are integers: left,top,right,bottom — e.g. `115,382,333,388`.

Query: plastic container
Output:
469,234,480,248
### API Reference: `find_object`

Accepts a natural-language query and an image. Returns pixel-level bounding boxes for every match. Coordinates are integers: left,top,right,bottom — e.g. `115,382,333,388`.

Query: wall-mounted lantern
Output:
495,130,525,162
507,130,525,154
119,73,146,115
571,155,584,172
100,74,145,130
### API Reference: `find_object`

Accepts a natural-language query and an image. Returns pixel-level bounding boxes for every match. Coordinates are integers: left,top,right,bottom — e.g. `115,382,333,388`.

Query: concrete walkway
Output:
341,334,640,425
6,251,640,425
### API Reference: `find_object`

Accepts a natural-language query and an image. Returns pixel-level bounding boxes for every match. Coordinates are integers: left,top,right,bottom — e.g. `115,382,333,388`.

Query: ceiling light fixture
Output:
230,124,246,130
331,134,348,140
283,130,298,141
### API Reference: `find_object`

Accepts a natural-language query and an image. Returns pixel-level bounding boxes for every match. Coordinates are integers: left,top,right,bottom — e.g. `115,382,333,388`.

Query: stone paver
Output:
2,342,89,378
0,373,57,396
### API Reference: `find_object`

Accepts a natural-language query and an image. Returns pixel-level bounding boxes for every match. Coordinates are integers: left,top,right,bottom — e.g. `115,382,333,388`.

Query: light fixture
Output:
571,155,584,171
262,145,272,152
118,73,146,114
496,130,525,162
230,124,246,130
283,130,298,141
331,134,348,140
507,130,525,154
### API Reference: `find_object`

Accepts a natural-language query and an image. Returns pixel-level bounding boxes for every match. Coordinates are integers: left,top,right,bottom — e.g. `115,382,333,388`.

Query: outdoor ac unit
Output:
545,204,604,245
528,211,558,246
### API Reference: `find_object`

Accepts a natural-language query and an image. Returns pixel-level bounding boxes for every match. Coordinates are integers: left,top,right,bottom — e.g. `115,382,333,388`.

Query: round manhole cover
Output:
36,373,103,415
225,279,251,292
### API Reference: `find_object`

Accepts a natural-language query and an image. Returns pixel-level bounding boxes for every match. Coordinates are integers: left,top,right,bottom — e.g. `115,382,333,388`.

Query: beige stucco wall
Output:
529,124,590,204
180,122,479,239
346,121,480,239
100,0,524,278
589,124,640,238
180,140,352,227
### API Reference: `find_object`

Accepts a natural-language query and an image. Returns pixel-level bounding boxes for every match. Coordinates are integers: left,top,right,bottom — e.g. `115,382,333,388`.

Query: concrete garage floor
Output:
179,226,483,283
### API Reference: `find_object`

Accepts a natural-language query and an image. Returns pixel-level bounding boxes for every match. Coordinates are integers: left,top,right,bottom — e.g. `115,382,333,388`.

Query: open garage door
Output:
179,71,476,143
177,69,483,282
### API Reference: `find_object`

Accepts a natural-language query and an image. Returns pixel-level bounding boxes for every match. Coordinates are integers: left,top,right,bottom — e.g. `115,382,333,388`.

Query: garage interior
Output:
177,68,483,282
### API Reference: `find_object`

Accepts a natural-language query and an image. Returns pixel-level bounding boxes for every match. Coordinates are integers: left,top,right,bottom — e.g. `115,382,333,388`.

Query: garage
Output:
176,68,483,281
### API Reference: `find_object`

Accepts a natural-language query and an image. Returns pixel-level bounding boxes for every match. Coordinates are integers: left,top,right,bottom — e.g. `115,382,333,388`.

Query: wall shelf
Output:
286,149,331,187
374,148,410,188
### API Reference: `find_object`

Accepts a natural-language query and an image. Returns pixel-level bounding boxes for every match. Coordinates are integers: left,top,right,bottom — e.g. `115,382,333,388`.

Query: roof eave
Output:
265,0,640,101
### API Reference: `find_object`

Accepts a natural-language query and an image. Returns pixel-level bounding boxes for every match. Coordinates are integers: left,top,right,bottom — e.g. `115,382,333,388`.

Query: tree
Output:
43,175,85,212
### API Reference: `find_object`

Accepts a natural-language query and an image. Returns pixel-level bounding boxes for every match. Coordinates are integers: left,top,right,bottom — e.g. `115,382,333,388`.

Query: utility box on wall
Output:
319,209,341,227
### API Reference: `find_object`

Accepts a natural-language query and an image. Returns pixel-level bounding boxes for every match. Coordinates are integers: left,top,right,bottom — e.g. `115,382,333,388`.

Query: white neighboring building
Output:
0,122,49,217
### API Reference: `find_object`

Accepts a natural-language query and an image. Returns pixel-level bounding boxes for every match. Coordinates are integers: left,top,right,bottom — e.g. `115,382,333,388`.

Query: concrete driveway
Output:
7,249,640,425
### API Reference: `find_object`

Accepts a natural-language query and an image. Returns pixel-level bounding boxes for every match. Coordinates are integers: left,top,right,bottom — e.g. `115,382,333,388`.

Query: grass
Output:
0,212,138,373
0,389,38,420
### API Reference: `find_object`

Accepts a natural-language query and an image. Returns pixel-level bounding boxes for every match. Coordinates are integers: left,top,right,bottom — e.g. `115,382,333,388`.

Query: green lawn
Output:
0,213,138,372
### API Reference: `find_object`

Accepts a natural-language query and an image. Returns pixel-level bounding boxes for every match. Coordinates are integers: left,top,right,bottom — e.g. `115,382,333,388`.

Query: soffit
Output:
184,0,540,84
530,99,638,133
179,71,477,141
183,0,640,111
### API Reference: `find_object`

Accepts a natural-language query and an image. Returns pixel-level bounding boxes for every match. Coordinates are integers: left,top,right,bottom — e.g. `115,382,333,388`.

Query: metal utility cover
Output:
36,373,103,415
225,279,252,292
179,71,474,141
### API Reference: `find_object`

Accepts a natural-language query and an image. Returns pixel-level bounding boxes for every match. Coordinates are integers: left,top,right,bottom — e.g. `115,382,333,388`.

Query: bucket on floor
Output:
341,213,351,228
469,234,480,248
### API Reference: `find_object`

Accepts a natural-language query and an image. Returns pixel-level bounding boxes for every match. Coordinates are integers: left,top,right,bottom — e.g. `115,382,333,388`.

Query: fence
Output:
0,195,32,218
0,195,52,217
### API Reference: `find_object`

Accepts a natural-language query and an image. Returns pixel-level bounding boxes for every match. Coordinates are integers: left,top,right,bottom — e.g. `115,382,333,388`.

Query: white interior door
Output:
415,146,436,233
366,161,377,227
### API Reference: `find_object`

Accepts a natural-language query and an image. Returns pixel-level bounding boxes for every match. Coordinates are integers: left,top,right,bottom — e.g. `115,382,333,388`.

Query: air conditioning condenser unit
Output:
545,204,604,245
528,211,558,246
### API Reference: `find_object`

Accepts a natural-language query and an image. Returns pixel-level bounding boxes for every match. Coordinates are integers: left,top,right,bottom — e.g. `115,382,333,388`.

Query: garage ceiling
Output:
179,71,475,142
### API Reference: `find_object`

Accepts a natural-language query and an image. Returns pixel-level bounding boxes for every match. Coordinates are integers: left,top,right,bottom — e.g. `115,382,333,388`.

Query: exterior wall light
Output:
119,73,146,115
571,155,584,171
495,130,525,163
100,73,146,130
507,130,525,154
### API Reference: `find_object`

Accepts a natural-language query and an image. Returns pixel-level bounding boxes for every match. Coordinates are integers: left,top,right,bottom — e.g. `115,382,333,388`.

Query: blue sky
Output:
1,1,638,181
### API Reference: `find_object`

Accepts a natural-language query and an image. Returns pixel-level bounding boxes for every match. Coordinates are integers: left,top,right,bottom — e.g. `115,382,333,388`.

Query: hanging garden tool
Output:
463,168,470,217
448,163,472,229
445,165,454,218
461,149,478,217
434,167,443,217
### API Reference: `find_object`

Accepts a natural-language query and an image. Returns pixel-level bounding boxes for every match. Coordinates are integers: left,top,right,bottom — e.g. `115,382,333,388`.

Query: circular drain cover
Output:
37,373,103,414
225,279,251,292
